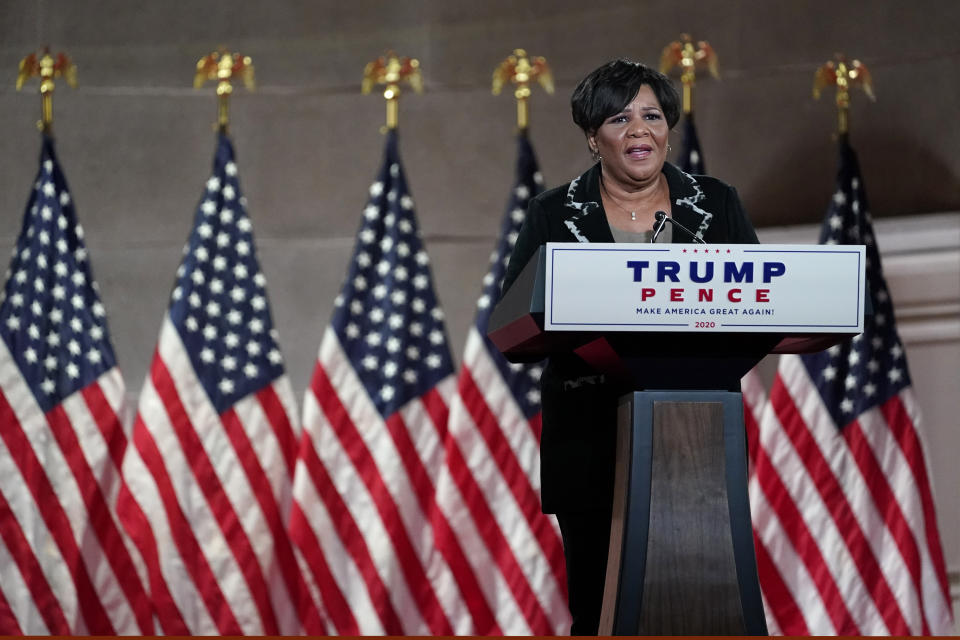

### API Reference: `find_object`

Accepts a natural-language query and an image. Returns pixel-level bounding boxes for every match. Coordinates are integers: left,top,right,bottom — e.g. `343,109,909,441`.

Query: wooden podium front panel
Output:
640,401,743,634
600,391,766,636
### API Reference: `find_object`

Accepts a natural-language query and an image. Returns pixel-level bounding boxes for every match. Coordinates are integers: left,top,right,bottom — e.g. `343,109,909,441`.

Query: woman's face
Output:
588,84,669,189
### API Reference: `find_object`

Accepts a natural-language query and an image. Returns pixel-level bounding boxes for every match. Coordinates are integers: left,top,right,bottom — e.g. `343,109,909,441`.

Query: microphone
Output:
651,210,705,244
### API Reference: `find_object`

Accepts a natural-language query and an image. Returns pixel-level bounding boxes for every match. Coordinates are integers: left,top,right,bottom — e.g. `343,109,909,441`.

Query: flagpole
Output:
194,48,255,135
813,54,875,137
16,47,77,135
492,48,554,131
362,51,423,131
659,34,719,116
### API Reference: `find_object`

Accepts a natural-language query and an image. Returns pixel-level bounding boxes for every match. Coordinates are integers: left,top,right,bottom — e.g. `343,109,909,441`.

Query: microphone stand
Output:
651,210,705,244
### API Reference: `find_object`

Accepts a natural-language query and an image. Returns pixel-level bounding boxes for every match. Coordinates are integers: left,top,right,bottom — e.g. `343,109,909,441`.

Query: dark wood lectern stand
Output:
489,247,849,636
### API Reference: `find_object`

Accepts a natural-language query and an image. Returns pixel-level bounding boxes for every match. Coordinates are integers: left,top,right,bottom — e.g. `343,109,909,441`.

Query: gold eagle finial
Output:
659,34,719,114
362,52,423,130
813,54,875,135
194,48,255,133
492,48,553,130
16,47,77,133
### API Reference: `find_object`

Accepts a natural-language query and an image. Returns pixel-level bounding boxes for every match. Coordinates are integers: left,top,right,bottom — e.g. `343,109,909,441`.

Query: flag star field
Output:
169,136,285,413
330,133,453,418
0,140,115,412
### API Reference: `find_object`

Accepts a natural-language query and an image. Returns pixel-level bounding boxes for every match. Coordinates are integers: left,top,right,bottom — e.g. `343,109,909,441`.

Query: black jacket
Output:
501,161,759,513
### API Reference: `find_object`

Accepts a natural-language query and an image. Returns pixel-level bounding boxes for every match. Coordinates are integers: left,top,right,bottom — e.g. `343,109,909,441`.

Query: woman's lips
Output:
626,144,653,158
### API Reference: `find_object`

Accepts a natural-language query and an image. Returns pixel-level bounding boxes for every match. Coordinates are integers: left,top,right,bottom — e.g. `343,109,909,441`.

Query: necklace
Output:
600,174,671,224
600,176,638,221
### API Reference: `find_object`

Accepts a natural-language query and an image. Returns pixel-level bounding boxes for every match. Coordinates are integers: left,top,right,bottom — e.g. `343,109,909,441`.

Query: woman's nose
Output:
628,122,648,137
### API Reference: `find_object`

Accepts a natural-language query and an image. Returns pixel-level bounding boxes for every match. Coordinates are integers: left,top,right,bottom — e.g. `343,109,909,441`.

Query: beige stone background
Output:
1,0,958,629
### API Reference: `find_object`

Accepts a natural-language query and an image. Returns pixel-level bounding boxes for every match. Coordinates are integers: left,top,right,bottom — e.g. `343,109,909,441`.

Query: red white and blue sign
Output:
544,242,866,333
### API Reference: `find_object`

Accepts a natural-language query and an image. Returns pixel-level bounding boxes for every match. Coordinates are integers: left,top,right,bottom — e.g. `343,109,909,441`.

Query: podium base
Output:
599,391,767,636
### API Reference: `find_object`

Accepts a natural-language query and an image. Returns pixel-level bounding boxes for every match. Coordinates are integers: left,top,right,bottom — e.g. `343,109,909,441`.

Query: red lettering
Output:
641,288,655,301
698,288,713,302
670,288,684,302
756,289,770,302
728,288,742,302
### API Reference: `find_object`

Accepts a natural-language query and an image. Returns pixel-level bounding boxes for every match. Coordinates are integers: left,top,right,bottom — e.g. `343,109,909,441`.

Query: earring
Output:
668,143,673,152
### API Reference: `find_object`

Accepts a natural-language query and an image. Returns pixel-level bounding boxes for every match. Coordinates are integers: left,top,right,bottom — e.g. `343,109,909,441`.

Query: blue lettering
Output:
626,260,649,281
657,261,681,282
724,262,754,283
689,261,714,283
763,261,786,283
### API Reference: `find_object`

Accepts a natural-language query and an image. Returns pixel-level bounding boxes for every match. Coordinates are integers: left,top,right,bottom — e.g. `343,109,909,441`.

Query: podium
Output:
489,244,866,635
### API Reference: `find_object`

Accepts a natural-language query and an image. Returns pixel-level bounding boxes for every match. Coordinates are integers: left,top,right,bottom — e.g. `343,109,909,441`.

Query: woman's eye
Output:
644,113,662,120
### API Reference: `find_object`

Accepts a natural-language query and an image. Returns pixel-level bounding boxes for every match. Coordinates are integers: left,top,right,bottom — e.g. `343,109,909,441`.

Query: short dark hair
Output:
571,59,680,134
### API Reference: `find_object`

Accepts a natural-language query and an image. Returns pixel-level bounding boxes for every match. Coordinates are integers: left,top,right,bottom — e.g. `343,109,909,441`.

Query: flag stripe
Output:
440,425,554,633
256,385,298,478
425,503,502,634
443,353,563,631
309,364,453,635
313,337,447,634
749,398,859,633
779,357,943,634
295,410,402,634
45,402,153,633
865,397,953,630
434,465,529,633
287,501,348,634
0,387,114,633
771,373,908,633
385,404,501,633
0,488,66,634
129,408,242,634
114,480,189,635
78,374,153,585
455,360,568,619
0,566,25,636
58,385,152,634
844,416,928,633
81,380,127,471
420,385,451,445
881,395,953,609
750,479,838,634
220,408,306,627
149,354,279,634
529,410,543,444
459,366,566,586
400,382,500,635
219,404,322,632
751,529,810,635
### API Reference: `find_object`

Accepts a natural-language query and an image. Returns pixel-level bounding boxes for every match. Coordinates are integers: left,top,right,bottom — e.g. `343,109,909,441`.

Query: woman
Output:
500,59,759,635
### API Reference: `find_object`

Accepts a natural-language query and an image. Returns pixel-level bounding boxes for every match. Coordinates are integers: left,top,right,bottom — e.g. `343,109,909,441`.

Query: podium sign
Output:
544,242,866,333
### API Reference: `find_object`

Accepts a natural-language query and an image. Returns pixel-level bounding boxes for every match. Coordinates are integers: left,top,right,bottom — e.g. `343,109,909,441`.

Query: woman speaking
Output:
500,58,759,635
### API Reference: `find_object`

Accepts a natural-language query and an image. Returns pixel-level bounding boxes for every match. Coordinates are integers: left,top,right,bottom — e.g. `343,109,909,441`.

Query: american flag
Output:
677,112,705,175
0,137,152,633
289,130,463,634
117,134,319,634
745,136,954,634
432,132,570,634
